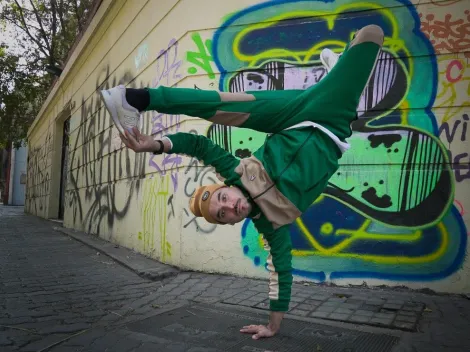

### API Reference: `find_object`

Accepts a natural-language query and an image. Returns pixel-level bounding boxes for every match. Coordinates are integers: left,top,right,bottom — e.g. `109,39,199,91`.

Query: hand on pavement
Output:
120,127,160,153
240,324,276,340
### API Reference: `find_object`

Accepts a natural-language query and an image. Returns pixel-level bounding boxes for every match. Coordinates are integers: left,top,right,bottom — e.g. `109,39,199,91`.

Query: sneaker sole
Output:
100,89,126,136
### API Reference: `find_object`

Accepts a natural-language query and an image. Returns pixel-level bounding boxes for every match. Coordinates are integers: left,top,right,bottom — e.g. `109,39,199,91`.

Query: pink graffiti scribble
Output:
454,200,465,216
446,59,464,83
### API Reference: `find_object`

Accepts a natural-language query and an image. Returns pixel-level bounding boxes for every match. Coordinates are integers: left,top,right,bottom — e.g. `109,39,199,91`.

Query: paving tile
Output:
304,299,322,306
402,302,424,312
369,317,394,326
392,321,415,330
322,301,340,307
366,299,385,306
289,309,310,317
361,304,380,312
290,296,305,303
296,303,319,311
288,302,299,310
256,302,269,309
386,299,405,305
315,305,336,313
335,307,355,314
222,297,244,304
397,310,417,317
328,313,351,321
375,312,396,319
346,299,365,304
395,314,418,323
383,303,403,311
355,310,374,317
310,295,330,301
341,303,362,309
350,295,369,301
348,315,372,323
333,293,351,299
232,291,258,299
293,291,311,298
327,297,346,302
238,299,263,307
310,311,330,318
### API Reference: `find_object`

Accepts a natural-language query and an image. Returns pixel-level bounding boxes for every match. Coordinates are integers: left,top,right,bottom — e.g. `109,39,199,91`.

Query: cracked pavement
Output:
1,205,470,351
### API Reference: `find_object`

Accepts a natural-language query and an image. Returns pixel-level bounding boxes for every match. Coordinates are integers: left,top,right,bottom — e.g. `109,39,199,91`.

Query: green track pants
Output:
145,25,384,141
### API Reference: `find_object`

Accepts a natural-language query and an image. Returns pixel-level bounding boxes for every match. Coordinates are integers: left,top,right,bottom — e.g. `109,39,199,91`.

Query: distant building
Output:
0,148,8,203
0,143,27,206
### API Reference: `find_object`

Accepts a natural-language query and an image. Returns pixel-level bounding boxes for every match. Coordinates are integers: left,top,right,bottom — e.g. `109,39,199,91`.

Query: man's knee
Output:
350,24,384,47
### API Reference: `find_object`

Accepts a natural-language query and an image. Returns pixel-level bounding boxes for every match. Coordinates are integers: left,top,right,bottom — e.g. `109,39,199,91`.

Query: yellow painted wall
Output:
26,0,470,293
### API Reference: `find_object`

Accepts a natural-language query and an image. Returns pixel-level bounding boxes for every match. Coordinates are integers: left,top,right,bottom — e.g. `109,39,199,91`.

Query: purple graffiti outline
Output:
149,38,183,191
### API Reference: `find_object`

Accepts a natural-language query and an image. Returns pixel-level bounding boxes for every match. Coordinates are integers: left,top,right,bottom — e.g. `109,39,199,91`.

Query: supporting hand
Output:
240,324,276,340
240,311,285,340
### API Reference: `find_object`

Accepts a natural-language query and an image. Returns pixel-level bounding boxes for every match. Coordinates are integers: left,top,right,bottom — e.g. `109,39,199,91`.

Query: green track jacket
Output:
165,127,340,311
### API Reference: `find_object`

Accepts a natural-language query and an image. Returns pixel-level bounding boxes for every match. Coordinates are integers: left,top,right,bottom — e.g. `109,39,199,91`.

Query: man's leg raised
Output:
329,24,385,111
145,86,305,132
101,84,303,135
296,25,384,140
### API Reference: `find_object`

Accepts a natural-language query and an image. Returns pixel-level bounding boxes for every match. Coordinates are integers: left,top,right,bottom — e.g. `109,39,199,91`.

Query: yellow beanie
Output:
189,184,225,224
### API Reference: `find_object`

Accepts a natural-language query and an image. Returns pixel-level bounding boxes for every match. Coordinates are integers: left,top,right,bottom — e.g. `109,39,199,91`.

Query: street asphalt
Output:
1,205,469,351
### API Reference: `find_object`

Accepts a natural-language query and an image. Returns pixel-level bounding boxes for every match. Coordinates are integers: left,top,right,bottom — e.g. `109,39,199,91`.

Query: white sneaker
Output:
100,85,142,137
320,48,340,73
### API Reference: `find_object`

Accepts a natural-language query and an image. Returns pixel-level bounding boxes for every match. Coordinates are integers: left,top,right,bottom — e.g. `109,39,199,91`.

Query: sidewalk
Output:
1,205,469,351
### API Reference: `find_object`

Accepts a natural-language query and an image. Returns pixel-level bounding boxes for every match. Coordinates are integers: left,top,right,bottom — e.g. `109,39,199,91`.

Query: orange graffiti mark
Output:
420,11,470,58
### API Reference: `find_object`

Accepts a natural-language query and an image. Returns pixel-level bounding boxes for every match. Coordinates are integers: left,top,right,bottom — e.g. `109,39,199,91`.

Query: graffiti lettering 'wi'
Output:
187,33,215,79
440,113,470,183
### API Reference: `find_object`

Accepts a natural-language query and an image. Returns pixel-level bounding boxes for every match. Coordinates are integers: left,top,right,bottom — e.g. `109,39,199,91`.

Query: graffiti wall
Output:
26,0,469,293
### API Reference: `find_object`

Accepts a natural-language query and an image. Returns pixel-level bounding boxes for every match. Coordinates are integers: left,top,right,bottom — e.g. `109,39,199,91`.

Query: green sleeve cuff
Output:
270,298,290,312
164,134,184,154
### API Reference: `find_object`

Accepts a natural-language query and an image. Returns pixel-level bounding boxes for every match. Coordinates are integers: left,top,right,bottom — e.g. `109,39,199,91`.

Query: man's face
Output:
209,186,252,225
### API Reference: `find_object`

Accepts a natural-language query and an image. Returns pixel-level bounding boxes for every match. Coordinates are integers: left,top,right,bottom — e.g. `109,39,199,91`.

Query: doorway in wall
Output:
58,118,70,220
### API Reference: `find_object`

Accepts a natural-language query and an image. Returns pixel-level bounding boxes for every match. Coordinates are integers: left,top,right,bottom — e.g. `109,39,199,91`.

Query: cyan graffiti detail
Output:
209,0,467,281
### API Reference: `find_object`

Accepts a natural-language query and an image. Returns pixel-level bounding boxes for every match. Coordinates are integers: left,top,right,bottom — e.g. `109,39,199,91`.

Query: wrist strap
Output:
152,140,164,155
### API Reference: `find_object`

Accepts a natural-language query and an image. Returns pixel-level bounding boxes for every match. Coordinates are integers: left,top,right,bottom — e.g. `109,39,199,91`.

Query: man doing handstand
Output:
101,24,384,340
